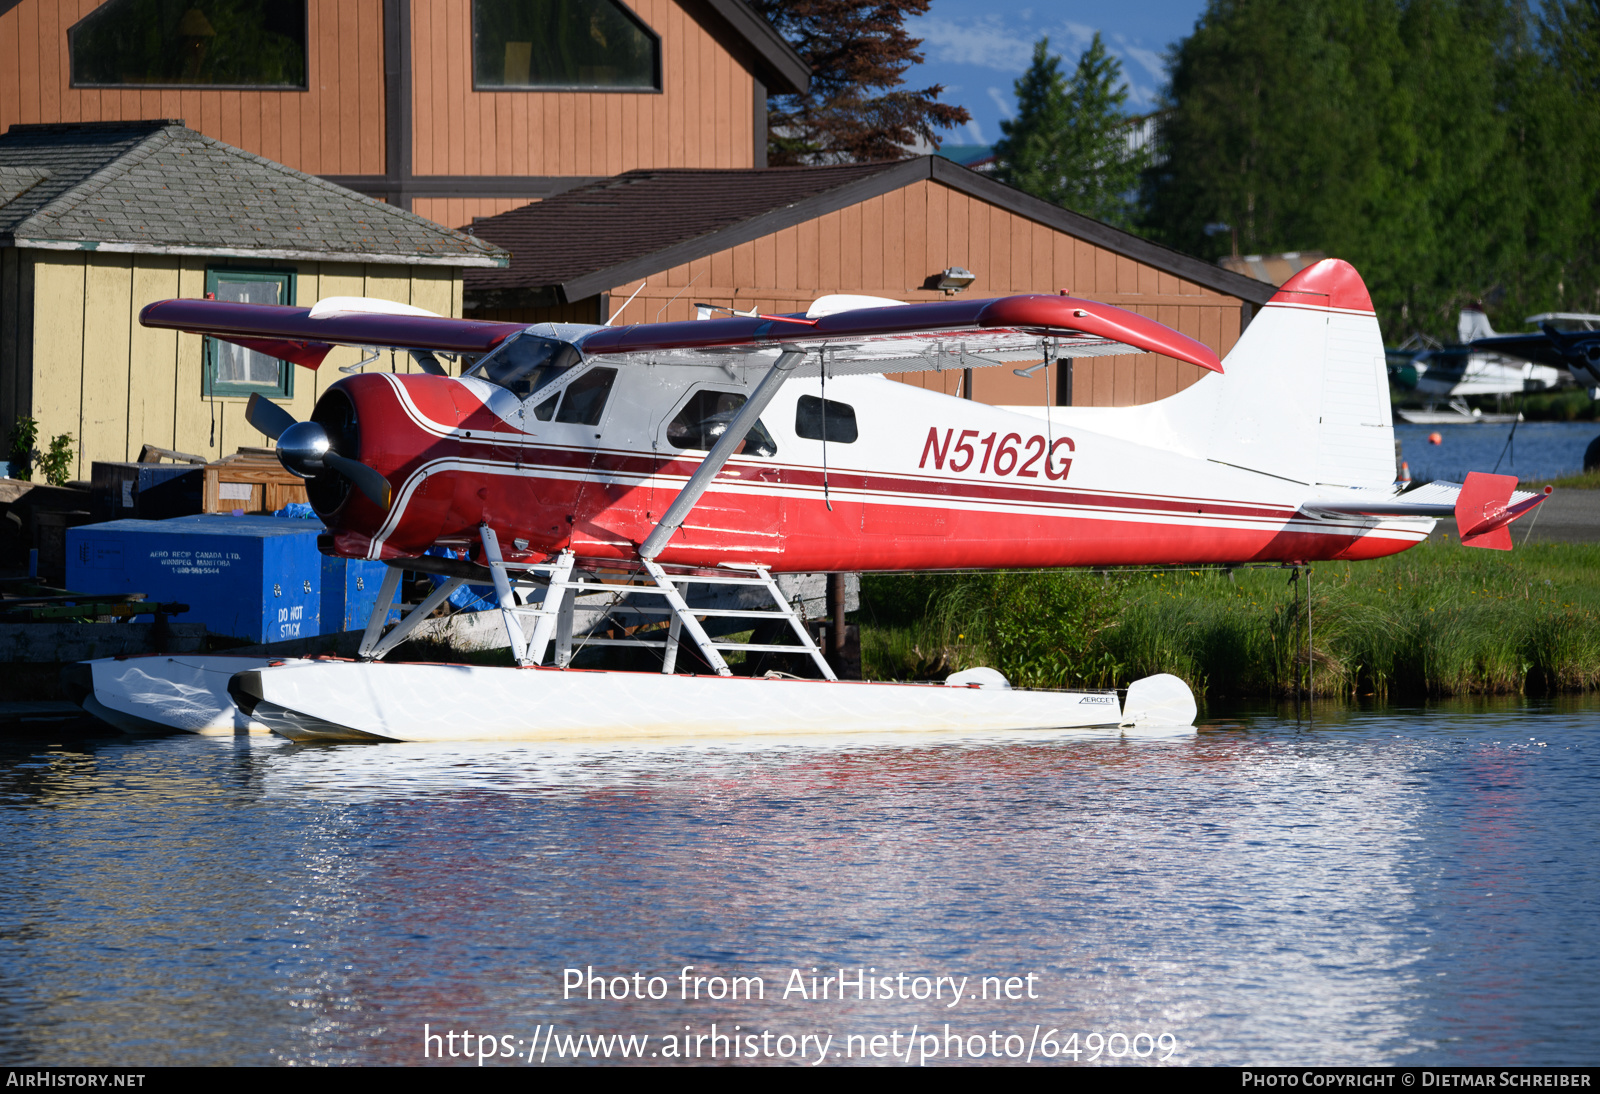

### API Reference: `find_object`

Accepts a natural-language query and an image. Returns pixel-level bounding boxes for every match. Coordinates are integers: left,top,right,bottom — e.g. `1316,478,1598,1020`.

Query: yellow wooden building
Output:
0,119,507,479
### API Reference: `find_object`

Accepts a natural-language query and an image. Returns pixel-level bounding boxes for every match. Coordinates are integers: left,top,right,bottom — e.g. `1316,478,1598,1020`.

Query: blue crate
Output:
321,555,401,633
66,515,324,643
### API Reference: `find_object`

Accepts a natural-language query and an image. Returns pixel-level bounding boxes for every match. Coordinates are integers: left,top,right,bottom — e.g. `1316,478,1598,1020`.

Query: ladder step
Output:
541,594,793,614
575,637,670,648
652,573,782,586
711,642,826,653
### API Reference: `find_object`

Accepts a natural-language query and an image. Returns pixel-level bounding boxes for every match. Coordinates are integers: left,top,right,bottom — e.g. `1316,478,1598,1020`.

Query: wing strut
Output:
639,348,805,560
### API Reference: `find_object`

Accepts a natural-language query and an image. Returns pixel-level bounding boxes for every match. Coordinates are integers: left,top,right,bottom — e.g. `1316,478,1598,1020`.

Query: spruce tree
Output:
1144,0,1600,340
994,34,1147,227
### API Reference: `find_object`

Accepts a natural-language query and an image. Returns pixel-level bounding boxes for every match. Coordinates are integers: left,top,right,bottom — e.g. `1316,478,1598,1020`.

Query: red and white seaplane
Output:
79,259,1547,742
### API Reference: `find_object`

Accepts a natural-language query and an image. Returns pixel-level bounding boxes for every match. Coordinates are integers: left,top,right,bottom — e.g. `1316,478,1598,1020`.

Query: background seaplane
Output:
80,260,1547,743
1463,309,1600,393
1388,304,1569,423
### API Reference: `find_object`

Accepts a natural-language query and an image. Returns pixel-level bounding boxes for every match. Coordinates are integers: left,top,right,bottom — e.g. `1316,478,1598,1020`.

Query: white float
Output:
73,552,1197,745
223,660,1196,743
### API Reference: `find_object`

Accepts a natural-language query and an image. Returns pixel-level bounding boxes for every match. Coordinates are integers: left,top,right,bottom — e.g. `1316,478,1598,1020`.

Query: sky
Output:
896,0,1211,149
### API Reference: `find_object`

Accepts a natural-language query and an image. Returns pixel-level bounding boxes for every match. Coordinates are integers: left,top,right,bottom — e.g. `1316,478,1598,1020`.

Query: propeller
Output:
246,393,392,510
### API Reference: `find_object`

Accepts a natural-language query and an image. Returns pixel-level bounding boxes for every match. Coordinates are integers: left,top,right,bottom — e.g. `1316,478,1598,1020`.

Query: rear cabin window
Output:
667,390,778,457
794,395,858,443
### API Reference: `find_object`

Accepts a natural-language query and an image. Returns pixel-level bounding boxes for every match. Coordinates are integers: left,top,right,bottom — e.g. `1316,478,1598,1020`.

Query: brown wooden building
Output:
1,0,1278,412
463,157,1278,406
0,0,808,226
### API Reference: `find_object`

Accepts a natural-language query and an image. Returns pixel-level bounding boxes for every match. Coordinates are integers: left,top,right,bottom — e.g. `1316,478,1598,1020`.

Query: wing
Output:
576,294,1223,376
140,293,1223,376
139,299,527,369
1464,331,1579,369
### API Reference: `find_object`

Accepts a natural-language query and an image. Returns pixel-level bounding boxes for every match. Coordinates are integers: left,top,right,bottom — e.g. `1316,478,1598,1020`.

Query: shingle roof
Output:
465,162,899,304
463,157,1275,308
0,120,508,267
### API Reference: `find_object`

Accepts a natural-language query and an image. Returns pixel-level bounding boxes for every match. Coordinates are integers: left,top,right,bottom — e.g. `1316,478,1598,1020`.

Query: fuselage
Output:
1410,349,1564,398
311,362,1429,572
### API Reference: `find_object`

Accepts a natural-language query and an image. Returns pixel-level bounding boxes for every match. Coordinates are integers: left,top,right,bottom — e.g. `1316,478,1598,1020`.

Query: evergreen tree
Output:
750,0,971,165
1143,0,1600,340
1540,0,1600,314
994,34,1148,227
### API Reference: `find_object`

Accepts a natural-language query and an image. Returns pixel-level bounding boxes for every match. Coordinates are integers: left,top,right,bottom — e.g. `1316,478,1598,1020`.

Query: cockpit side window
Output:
554,367,617,425
666,389,778,457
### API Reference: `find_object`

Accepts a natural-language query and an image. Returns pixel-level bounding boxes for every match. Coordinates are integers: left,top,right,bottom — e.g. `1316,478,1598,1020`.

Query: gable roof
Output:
690,0,810,95
463,156,1274,308
0,120,508,267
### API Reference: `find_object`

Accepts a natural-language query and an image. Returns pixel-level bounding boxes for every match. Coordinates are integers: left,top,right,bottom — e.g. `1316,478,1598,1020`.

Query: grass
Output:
1527,467,1600,490
1515,388,1599,422
858,539,1600,699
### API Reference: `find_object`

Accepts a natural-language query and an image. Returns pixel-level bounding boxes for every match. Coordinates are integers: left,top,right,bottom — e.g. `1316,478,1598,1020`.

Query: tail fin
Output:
1456,472,1552,550
1457,303,1496,343
1160,259,1395,489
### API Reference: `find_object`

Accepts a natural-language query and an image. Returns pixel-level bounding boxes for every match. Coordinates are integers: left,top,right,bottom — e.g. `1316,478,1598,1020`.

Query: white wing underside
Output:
565,328,1138,379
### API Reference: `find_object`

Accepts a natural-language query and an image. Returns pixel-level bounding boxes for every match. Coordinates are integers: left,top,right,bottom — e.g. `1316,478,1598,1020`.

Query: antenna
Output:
604,281,647,327
655,272,703,322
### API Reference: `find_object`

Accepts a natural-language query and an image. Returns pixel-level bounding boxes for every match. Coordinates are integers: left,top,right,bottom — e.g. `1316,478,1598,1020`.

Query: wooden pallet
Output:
202,448,308,514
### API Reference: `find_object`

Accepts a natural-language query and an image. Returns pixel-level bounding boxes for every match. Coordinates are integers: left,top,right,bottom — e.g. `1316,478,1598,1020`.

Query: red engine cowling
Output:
310,373,578,563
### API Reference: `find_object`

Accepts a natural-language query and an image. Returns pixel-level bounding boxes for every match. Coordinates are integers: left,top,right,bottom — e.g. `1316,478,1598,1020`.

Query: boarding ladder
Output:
356,530,836,680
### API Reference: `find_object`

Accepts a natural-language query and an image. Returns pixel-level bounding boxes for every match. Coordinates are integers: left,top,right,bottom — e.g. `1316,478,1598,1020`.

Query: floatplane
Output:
76,260,1548,742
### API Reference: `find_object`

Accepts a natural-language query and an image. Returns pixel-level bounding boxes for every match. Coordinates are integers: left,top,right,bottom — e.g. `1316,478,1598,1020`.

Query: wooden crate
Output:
203,448,309,514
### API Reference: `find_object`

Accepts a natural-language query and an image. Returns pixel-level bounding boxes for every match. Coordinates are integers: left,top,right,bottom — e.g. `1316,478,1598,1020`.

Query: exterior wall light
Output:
936,267,976,294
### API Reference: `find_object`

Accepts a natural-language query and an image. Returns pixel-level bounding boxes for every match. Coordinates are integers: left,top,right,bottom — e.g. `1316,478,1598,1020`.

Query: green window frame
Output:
203,267,295,399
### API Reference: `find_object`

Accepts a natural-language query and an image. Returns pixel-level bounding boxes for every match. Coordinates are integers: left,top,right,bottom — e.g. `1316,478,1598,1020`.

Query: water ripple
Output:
0,700,1595,1065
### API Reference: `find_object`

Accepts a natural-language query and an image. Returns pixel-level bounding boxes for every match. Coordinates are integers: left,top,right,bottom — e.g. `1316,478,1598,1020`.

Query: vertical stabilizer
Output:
1162,259,1395,489
1458,304,1496,343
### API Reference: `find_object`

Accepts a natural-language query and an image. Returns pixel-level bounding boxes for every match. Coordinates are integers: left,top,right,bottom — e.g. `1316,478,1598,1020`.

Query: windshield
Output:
466,331,584,398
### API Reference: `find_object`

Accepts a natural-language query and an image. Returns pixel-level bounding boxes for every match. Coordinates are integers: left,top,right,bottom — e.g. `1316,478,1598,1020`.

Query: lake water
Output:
1396,420,1598,483
2,701,1597,1067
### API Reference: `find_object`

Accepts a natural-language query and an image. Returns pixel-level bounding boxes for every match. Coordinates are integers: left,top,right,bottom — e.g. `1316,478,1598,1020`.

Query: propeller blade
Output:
324,452,392,510
245,393,299,441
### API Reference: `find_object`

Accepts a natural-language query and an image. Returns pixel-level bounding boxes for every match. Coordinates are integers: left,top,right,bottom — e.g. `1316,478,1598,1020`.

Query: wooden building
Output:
0,119,507,479
0,0,810,226
463,157,1278,406
0,0,1277,414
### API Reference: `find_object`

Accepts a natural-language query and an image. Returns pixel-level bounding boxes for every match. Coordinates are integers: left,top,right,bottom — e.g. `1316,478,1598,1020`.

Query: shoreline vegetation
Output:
1527,468,1600,490
858,539,1600,700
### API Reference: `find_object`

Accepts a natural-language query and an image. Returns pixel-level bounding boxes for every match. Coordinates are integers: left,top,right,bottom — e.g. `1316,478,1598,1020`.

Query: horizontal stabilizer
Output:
1304,480,1465,517
1303,475,1552,550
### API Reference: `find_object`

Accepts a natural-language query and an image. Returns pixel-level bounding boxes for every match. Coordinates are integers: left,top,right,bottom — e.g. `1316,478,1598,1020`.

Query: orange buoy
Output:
1398,460,1412,484
1428,432,1442,445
